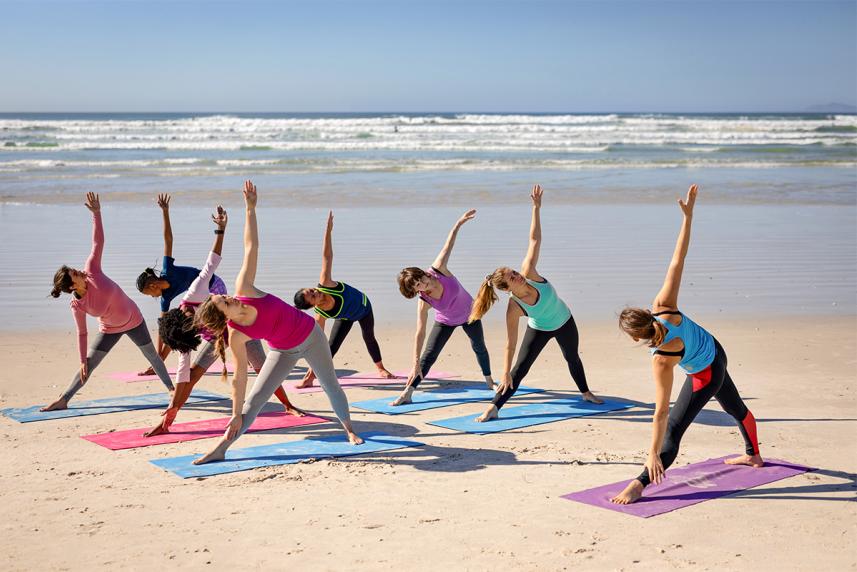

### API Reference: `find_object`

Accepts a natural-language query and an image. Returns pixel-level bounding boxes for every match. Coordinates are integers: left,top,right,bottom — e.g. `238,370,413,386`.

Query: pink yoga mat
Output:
282,370,460,394
81,411,327,450
561,456,813,518
111,361,238,383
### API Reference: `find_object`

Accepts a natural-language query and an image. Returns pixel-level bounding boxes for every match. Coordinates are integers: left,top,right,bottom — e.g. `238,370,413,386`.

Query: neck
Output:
318,293,335,310
510,283,531,298
229,305,258,327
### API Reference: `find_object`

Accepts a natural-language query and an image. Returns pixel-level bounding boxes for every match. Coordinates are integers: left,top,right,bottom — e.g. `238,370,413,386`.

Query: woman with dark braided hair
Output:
142,204,303,438
611,184,763,505
41,192,174,412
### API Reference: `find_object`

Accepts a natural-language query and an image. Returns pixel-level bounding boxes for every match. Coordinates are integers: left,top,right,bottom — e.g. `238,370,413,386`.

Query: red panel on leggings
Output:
691,366,713,392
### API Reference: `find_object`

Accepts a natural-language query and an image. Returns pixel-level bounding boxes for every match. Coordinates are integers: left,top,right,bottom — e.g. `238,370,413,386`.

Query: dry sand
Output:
1,316,855,571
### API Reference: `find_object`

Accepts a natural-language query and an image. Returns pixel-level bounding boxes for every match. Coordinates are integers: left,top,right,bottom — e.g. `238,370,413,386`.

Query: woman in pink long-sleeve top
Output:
41,192,174,412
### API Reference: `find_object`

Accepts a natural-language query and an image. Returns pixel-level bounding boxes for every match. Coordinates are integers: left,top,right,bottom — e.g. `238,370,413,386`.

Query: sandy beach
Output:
1,314,855,571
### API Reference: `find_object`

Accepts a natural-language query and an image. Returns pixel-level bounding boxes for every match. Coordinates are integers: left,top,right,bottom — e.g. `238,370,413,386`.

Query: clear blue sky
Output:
1,0,855,112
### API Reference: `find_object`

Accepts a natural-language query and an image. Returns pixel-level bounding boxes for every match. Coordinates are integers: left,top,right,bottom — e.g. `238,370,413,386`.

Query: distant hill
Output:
805,103,857,113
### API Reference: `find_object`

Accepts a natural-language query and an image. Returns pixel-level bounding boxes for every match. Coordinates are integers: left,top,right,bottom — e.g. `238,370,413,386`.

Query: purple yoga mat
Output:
562,456,813,518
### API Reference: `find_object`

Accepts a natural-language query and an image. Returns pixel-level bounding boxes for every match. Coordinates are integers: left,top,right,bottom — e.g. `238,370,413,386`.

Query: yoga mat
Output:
427,396,633,433
150,431,424,478
352,385,545,415
2,390,225,423
82,411,327,450
111,361,237,383
561,456,814,518
282,370,461,394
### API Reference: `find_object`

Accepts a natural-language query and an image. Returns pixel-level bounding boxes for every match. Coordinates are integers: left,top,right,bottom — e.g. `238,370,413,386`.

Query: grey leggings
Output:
193,338,267,373
233,324,351,442
62,320,174,401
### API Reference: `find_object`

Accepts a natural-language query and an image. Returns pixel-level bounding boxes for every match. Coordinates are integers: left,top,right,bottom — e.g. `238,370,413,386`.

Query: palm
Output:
243,180,258,207
84,192,100,212
530,184,543,207
157,193,171,210
212,205,227,227
679,184,698,215
459,209,476,224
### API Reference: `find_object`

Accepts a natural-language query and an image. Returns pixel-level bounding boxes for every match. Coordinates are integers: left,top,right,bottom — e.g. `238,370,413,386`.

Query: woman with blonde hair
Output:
468,185,601,423
192,181,362,465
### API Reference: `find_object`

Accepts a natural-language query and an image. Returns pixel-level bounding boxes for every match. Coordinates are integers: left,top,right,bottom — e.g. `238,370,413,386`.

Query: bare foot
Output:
610,480,644,504
725,453,764,468
582,391,604,405
484,376,496,390
143,423,169,438
377,368,396,379
348,432,364,445
475,405,498,423
193,440,229,465
389,387,414,406
137,367,155,376
40,398,68,412
295,373,316,389
285,405,307,417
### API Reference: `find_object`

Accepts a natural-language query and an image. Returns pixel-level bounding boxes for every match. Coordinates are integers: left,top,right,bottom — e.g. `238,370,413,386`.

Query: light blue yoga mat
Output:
427,397,634,434
150,431,424,478
351,385,545,415
2,389,225,423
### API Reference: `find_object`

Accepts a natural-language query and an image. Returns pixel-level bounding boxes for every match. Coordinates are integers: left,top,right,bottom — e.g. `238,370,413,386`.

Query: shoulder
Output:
430,266,451,278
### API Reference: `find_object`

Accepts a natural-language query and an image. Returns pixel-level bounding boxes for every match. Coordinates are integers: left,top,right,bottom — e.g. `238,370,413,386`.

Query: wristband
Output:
214,229,225,235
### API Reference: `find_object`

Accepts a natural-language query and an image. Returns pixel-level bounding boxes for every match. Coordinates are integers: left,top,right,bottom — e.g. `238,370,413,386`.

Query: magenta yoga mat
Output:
82,411,327,450
561,456,813,518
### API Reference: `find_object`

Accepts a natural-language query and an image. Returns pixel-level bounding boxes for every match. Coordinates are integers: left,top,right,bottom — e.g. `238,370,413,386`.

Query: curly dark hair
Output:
293,288,312,310
158,308,202,354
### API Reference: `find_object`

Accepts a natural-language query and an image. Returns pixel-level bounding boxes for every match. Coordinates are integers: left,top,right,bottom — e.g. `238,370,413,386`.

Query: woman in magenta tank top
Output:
192,181,362,465
391,210,493,406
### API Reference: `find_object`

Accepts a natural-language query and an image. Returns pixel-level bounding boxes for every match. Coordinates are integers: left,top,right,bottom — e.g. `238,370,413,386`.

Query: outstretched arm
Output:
210,205,227,256
319,211,336,287
407,300,430,383
225,329,250,439
653,184,698,310
84,192,103,275
235,180,263,297
521,185,543,281
158,194,173,258
498,300,525,392
645,356,678,484
431,209,476,274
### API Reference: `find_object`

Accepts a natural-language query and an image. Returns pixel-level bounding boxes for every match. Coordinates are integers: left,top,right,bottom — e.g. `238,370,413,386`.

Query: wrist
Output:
214,229,225,235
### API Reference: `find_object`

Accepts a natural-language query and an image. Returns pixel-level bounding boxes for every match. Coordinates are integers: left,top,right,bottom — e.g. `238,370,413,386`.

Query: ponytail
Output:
468,267,510,323
618,307,667,348
50,265,74,298
194,297,229,381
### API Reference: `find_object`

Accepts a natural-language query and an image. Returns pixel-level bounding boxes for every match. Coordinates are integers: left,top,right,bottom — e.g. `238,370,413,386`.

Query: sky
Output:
0,0,855,112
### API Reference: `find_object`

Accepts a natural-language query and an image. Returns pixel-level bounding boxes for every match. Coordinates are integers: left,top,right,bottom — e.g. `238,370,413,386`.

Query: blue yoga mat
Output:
427,397,634,434
2,389,225,423
351,385,545,415
150,431,424,478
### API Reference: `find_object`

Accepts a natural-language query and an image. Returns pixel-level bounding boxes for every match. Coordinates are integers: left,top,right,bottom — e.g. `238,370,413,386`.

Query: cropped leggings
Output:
63,320,174,401
409,319,492,389
493,314,589,409
636,338,760,487
328,305,383,364
231,324,351,444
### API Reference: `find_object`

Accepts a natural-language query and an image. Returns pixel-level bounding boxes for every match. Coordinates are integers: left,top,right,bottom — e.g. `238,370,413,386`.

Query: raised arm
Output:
158,194,173,257
431,209,476,274
319,210,336,287
83,192,103,275
653,184,698,310
182,206,227,305
235,180,263,297
520,185,543,281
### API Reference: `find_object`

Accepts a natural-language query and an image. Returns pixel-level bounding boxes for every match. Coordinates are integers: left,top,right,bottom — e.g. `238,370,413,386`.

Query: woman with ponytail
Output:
142,205,303,438
41,193,174,412
389,210,493,407
192,181,362,466
469,185,601,423
134,194,226,376
611,185,762,505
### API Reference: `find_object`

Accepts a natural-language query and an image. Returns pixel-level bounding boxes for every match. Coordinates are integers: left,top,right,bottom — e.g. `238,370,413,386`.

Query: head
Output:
50,265,87,298
618,307,667,348
468,266,518,323
293,288,324,310
158,308,202,354
136,268,164,297
194,295,240,369
397,267,432,299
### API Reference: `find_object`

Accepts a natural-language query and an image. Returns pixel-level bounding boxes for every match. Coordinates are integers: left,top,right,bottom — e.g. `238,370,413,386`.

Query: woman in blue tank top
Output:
612,185,763,505
293,211,393,386
468,185,602,423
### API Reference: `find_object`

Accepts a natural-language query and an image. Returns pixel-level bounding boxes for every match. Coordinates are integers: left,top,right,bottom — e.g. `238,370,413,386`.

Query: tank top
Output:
653,311,716,374
228,294,314,351
418,268,473,326
314,282,370,321
511,278,571,331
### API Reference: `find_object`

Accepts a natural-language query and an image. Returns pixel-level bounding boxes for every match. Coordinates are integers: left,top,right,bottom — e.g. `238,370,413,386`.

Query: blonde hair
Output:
468,267,512,323
618,307,667,348
194,296,229,380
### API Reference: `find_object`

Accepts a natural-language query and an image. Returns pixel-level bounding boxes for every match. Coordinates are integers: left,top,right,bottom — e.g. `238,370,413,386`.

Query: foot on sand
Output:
475,405,498,423
377,368,397,379
610,479,644,505
724,453,764,468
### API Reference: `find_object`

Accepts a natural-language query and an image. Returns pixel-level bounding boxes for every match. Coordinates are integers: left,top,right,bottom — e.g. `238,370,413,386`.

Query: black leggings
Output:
410,319,491,389
328,306,383,364
637,338,760,487
493,314,589,409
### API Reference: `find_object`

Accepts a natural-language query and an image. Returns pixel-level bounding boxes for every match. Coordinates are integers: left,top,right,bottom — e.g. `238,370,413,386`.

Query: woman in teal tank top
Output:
292,211,393,387
612,185,762,506
469,185,602,423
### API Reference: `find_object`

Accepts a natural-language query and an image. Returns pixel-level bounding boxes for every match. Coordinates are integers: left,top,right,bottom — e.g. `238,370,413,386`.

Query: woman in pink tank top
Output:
391,210,494,407
192,181,363,466
40,193,174,412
